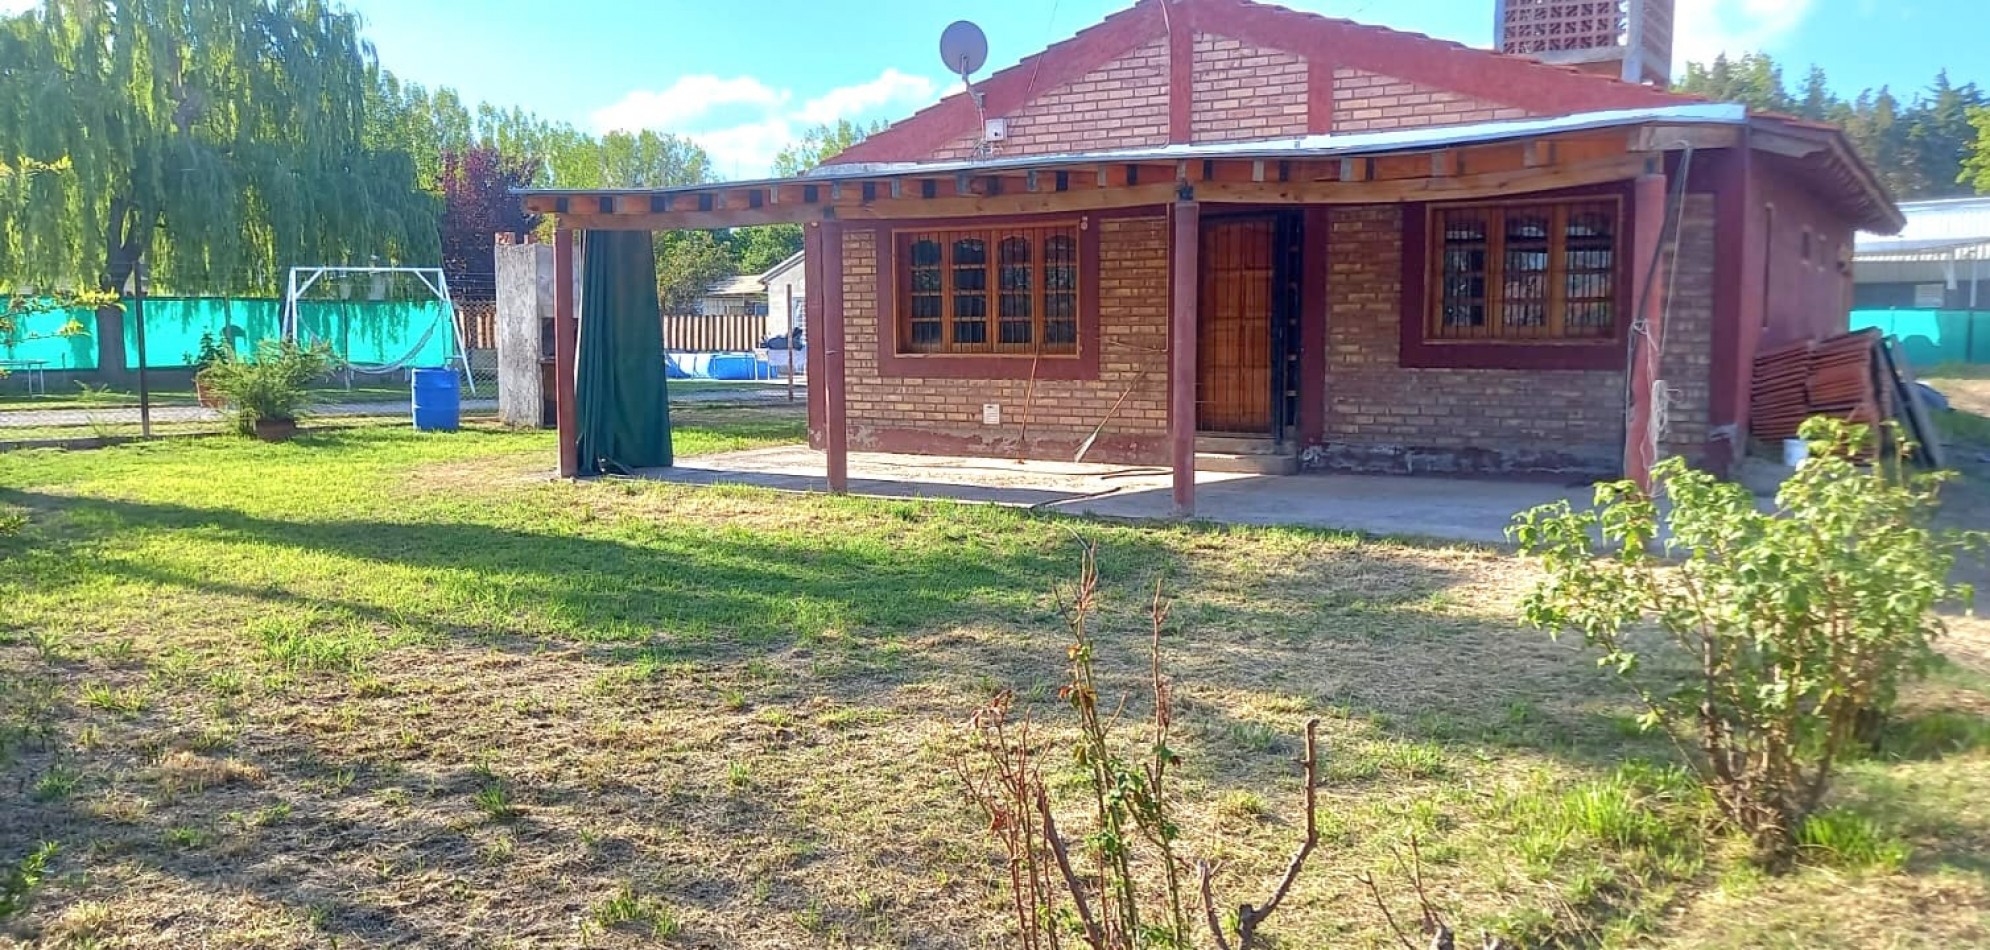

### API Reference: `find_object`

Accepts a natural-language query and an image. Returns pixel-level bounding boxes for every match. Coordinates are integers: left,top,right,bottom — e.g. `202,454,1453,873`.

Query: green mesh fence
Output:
6,298,456,375
1851,309,1990,367
1,308,98,370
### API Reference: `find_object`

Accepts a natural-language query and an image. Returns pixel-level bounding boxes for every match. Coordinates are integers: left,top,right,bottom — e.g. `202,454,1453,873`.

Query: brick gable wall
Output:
1330,68,1533,134
918,34,1549,162
1190,33,1308,142
838,217,1173,462
929,39,1172,162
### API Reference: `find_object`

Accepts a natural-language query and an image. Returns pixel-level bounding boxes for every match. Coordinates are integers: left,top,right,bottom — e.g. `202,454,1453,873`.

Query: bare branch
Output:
1360,871,1419,950
1036,788,1107,950
1197,860,1233,950
1234,718,1322,947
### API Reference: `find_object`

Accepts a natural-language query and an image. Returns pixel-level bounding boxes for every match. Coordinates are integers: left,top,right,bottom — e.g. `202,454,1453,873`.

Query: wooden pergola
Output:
519,104,1893,514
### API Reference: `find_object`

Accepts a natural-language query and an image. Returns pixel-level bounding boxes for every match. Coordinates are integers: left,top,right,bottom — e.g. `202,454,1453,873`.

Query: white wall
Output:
763,265,806,343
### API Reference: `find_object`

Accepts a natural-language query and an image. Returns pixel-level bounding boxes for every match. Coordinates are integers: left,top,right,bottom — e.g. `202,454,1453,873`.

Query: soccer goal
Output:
280,265,478,395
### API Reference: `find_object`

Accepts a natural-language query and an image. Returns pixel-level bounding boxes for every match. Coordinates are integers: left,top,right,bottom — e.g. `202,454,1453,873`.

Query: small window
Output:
1428,198,1621,342
896,223,1081,355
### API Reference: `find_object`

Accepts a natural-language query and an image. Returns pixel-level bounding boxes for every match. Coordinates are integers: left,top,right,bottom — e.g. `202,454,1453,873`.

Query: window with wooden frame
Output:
1428,198,1621,342
897,223,1081,355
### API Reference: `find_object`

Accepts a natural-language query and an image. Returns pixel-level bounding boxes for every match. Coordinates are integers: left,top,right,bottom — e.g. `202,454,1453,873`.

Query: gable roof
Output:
702,275,766,298
830,0,1700,167
759,251,805,283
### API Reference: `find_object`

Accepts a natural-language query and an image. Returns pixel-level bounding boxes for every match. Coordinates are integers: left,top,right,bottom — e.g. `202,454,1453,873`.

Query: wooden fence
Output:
661,312,764,352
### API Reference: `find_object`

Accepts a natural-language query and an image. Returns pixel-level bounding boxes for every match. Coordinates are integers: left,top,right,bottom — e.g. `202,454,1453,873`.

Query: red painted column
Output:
553,227,579,478
1625,172,1669,492
819,220,849,493
801,225,827,448
1170,200,1201,517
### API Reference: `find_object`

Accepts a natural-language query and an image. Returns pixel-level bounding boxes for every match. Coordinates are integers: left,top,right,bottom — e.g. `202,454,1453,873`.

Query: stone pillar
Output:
495,239,553,428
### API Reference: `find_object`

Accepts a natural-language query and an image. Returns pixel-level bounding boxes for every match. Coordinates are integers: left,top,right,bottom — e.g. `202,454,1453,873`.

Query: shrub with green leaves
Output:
1,842,58,923
1511,417,1981,867
197,339,339,434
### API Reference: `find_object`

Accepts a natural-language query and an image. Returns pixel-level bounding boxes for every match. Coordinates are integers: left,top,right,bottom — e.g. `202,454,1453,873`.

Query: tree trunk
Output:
95,198,144,382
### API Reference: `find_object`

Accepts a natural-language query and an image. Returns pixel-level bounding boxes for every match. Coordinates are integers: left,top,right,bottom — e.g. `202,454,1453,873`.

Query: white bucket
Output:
1782,438,1809,468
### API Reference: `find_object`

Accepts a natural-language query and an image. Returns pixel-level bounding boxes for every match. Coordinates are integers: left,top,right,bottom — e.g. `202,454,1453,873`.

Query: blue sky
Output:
10,1,1986,175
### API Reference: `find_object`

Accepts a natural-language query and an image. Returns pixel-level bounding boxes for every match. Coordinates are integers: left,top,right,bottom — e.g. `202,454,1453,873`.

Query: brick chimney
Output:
1496,0,1674,87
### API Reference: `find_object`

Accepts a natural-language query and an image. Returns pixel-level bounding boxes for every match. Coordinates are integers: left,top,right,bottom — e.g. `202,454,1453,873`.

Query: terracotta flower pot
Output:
253,418,298,442
194,379,226,410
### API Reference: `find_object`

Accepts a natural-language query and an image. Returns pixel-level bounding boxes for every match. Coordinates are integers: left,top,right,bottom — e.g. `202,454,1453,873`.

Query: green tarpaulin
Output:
576,231,672,474
0,297,456,372
1851,309,1989,366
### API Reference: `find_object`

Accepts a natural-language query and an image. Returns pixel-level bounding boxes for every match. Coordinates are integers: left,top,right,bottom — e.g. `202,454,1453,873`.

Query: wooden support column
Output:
820,220,850,494
1625,171,1668,492
1170,199,1201,518
553,228,580,478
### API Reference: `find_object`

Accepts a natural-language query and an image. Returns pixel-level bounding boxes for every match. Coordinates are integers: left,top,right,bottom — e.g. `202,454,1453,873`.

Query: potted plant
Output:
199,339,339,441
188,331,233,408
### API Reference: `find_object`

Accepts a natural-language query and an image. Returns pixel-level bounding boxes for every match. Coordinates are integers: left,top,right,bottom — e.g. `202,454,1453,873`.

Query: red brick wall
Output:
1313,198,1718,476
929,39,1171,161
1330,68,1533,133
838,216,1173,462
1316,205,1627,476
1190,33,1308,142
1659,195,1716,460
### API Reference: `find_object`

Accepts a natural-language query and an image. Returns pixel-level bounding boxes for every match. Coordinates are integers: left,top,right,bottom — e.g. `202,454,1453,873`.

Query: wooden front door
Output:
1197,217,1276,433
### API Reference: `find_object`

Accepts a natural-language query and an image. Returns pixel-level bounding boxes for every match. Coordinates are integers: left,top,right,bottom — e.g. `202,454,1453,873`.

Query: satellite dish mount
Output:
940,20,996,154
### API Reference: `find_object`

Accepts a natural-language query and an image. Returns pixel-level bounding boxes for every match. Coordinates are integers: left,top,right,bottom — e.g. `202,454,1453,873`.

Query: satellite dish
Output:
939,20,989,78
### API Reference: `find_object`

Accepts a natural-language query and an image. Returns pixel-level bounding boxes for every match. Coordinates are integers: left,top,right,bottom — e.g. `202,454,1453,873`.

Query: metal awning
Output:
1854,236,1990,261
518,103,1746,199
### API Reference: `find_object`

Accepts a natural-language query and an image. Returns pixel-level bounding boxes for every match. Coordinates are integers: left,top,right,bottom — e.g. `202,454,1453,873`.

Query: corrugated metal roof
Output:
1857,196,1990,260
516,104,1746,197
702,275,766,297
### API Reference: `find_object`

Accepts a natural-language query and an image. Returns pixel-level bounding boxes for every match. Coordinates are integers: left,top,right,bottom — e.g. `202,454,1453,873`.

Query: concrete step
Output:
1196,435,1288,455
1195,451,1298,475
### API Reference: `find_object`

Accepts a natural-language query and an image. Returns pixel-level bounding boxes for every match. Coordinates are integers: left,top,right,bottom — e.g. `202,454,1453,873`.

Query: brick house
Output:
522,0,1899,514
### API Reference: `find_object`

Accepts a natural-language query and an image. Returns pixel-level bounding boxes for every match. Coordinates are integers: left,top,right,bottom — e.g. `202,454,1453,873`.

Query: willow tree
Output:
0,0,438,342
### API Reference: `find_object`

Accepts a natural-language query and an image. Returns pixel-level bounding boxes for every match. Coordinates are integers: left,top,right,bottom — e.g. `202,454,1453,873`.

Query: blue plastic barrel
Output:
411,367,461,432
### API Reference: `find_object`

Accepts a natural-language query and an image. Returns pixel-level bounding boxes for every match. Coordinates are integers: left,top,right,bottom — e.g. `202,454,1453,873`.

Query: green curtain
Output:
576,231,672,474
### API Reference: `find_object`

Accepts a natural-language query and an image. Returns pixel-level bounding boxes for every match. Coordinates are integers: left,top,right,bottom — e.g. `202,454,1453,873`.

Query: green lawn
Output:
2,406,1986,948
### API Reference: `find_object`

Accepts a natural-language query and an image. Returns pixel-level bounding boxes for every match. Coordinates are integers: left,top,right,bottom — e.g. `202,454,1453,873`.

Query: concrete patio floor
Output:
636,445,1595,544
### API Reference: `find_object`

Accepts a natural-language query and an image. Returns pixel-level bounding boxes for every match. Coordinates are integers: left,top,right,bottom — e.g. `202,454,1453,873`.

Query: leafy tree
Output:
730,226,801,276
1677,53,1795,115
724,120,888,281
438,148,542,300
771,119,886,177
0,0,440,297
656,231,738,313
1512,419,1980,867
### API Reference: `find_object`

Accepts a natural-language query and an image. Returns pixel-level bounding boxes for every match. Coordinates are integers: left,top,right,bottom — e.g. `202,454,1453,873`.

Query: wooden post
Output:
1170,199,1201,518
820,220,849,493
1625,171,1668,491
785,283,797,402
554,228,579,478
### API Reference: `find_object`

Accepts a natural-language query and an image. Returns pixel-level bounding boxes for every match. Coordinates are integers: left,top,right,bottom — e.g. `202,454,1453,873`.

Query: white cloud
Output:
0,0,40,14
797,69,939,125
1673,0,1815,70
590,75,789,135
688,118,800,180
591,69,944,178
